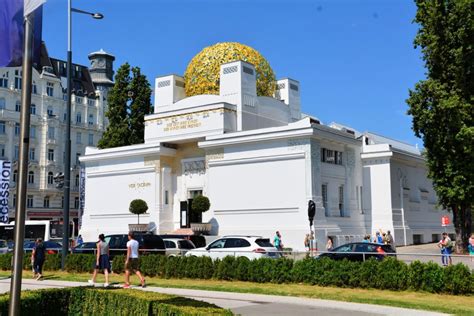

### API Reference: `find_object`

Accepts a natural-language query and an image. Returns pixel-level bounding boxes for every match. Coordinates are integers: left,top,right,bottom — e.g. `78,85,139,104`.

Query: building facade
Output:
79,50,453,249
0,44,114,225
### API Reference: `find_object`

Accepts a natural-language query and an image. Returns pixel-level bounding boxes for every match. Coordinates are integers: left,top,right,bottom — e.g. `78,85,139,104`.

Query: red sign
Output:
441,215,450,226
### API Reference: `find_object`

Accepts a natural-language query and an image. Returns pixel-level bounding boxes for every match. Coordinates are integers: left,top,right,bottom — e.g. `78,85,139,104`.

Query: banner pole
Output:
8,11,35,316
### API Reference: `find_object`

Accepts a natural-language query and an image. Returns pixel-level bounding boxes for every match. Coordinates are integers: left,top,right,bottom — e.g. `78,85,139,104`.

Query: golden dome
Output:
184,42,276,97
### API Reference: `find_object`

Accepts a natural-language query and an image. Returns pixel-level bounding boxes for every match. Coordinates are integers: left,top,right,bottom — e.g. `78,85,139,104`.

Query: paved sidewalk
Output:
0,278,447,316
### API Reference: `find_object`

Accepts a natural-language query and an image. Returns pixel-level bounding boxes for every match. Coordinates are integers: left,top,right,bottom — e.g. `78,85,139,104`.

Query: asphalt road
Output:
0,278,447,316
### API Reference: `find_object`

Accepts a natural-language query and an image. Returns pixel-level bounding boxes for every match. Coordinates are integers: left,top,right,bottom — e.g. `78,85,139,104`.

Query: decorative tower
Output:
88,49,115,92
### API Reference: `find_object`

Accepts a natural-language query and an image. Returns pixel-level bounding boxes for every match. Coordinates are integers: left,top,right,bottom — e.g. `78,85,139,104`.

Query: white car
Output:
185,236,280,260
163,238,196,256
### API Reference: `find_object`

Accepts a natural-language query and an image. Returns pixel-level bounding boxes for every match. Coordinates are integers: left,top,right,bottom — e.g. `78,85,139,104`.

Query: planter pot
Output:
190,222,212,233
128,224,148,232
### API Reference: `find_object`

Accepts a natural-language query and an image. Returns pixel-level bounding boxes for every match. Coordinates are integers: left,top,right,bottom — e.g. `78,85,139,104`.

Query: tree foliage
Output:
98,63,152,149
407,0,473,250
191,195,210,214
129,199,148,224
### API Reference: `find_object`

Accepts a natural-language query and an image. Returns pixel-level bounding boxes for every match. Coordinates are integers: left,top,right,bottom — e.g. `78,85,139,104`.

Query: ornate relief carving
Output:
183,160,205,176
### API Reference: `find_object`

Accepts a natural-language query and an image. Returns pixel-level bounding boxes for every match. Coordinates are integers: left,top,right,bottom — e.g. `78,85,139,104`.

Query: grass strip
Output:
0,271,472,315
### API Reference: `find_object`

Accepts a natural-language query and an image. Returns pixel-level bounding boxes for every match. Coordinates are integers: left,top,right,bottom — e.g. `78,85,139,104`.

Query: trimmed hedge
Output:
0,287,232,315
1,253,473,295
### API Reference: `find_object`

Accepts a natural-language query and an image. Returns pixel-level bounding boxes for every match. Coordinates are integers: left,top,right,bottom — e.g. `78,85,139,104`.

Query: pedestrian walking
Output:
76,234,83,246
438,232,453,266
304,234,310,252
31,238,45,280
88,234,110,287
123,232,145,288
385,230,396,251
274,231,283,252
326,236,334,251
468,233,474,262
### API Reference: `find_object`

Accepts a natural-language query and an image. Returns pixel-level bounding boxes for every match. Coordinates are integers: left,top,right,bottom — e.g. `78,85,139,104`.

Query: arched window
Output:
88,114,94,125
76,112,81,123
28,171,34,184
43,196,50,208
30,103,36,115
75,174,80,187
47,172,54,185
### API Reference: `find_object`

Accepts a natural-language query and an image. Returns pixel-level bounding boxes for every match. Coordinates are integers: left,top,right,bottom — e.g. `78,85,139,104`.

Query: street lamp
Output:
62,0,103,269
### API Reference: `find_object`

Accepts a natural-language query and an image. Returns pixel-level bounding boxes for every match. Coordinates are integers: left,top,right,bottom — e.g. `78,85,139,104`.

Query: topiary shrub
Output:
129,199,148,224
191,195,210,214
443,263,473,295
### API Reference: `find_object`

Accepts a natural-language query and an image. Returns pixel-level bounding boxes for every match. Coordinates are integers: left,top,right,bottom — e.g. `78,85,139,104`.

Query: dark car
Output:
316,242,396,262
104,233,166,259
71,242,97,254
23,241,62,254
157,234,206,248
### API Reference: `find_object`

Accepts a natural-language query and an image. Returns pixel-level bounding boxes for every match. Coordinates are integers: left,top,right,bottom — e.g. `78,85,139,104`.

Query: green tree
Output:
129,199,148,224
98,63,152,149
129,67,152,145
407,0,473,252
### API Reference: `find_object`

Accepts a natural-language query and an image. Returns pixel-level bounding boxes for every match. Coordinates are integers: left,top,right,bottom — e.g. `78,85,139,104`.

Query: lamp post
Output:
62,0,103,270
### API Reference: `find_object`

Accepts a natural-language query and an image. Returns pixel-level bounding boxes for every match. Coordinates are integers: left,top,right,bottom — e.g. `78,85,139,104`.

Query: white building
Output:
80,57,453,249
0,44,114,226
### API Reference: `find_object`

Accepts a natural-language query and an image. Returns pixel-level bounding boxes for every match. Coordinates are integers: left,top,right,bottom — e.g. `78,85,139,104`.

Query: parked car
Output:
0,240,8,254
185,235,279,260
163,238,196,256
23,241,62,254
316,242,396,262
158,234,206,248
71,242,97,254
104,233,166,259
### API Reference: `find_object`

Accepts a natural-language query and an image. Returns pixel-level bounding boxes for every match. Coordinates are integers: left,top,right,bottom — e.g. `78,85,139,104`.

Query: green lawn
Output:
1,270,473,315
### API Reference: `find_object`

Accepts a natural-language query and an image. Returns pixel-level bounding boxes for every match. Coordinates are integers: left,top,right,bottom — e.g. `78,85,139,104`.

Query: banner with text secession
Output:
0,161,12,223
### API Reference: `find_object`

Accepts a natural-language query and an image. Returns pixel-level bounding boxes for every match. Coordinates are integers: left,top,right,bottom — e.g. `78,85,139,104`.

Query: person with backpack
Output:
273,231,283,252
31,238,45,280
438,232,453,266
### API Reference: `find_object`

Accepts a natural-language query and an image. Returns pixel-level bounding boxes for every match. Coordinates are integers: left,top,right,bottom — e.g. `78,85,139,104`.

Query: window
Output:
15,101,21,112
321,148,343,165
164,240,176,249
208,239,226,249
32,82,37,94
339,185,344,217
30,103,36,115
47,107,53,117
88,114,94,125
74,197,79,209
75,174,80,187
14,70,21,89
28,171,34,184
48,149,54,161
164,190,169,205
29,147,35,161
43,196,50,208
14,123,20,135
87,99,95,106
76,132,81,144
27,195,34,208
0,121,5,134
322,184,328,216
30,126,36,138
360,186,363,213
61,196,64,208
76,112,81,123
63,113,67,121
0,144,4,158
224,238,251,248
46,82,54,97
0,98,5,109
0,73,8,88
47,172,54,185
63,94,67,101
88,133,93,146
14,146,19,159
13,170,17,182
48,126,55,139
13,194,16,207
75,96,83,104
76,153,81,164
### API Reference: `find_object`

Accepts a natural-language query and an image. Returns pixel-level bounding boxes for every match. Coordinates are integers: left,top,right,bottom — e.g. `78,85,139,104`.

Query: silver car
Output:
163,238,196,256
0,240,8,254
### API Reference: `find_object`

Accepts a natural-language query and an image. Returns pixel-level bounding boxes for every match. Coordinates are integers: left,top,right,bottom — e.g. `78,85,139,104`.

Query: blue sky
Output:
42,0,425,146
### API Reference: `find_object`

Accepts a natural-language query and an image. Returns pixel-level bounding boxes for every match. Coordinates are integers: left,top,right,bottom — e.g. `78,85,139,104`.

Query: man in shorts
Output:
123,232,145,288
